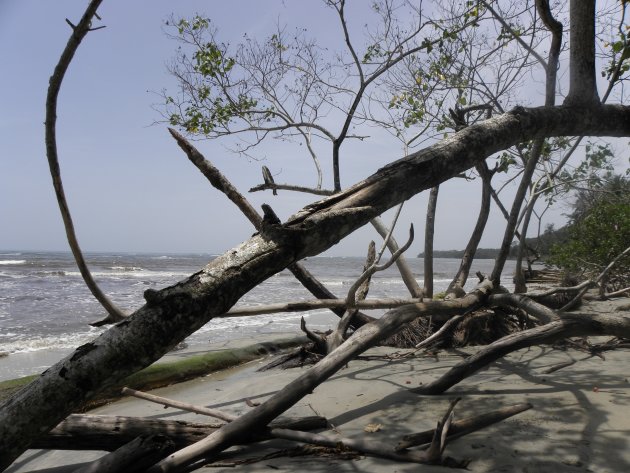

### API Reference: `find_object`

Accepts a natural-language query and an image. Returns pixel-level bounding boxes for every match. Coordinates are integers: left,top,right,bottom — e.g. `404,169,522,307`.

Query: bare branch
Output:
395,403,533,451
224,297,423,317
482,1,548,70
170,127,375,328
489,293,559,324
346,218,414,308
414,307,630,395
121,388,235,423
328,240,377,352
414,313,465,350
45,0,126,326
249,183,335,196
169,128,263,227
559,246,630,311
370,217,423,298
147,280,494,471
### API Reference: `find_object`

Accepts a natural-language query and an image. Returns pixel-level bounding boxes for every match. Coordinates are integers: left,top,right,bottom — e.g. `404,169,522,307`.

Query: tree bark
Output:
2,104,630,469
35,415,221,451
71,435,175,473
33,414,326,451
491,138,545,285
423,186,439,298
447,164,492,296
564,0,600,106
513,200,535,293
513,2,563,293
371,217,423,298
395,402,532,451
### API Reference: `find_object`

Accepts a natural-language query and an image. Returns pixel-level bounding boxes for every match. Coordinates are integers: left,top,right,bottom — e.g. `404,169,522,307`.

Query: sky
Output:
0,1,623,257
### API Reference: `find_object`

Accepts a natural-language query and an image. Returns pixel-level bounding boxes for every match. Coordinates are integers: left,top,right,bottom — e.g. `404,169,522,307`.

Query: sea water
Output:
0,251,515,379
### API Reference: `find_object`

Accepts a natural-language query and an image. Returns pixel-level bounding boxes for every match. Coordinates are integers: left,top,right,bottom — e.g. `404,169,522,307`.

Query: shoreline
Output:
10,329,630,472
5,297,630,472
0,309,341,382
0,333,306,407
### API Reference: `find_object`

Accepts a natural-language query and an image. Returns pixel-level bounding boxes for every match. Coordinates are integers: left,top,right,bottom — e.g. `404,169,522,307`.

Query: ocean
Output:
0,251,515,379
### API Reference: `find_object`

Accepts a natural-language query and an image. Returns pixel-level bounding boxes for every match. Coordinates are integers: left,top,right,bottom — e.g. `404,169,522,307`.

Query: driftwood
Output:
174,124,425,332
279,222,415,365
71,435,175,473
413,308,630,395
6,106,629,471
146,281,494,471
32,414,327,451
328,240,377,353
395,402,533,450
32,415,221,451
257,342,324,371
121,388,234,422
559,246,630,311
489,293,559,324
269,406,463,466
370,216,423,298
223,297,422,317
121,388,330,435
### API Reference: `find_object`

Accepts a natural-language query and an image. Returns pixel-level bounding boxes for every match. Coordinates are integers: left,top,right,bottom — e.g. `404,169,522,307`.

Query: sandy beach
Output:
6,298,630,472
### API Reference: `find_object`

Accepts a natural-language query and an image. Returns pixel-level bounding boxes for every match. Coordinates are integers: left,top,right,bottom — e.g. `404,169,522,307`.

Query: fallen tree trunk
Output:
71,435,175,473
3,103,630,468
395,402,532,450
413,309,630,395
31,414,327,451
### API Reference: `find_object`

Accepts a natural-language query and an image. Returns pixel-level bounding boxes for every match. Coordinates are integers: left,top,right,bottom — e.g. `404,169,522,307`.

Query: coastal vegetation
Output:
2,0,630,471
549,174,630,295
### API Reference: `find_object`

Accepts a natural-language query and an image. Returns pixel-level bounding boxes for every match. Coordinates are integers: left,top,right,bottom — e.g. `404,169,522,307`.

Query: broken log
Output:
71,435,174,473
395,402,533,451
413,310,630,395
31,414,327,451
122,387,235,422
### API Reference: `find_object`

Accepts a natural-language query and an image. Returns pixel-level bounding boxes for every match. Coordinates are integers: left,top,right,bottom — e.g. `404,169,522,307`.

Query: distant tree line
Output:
417,227,570,260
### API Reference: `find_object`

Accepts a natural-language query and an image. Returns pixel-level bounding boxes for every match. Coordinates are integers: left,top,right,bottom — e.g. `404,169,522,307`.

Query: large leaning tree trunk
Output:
2,105,630,468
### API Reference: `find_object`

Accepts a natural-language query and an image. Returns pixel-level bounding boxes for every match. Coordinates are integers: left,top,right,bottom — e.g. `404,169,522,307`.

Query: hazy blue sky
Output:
0,1,614,257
